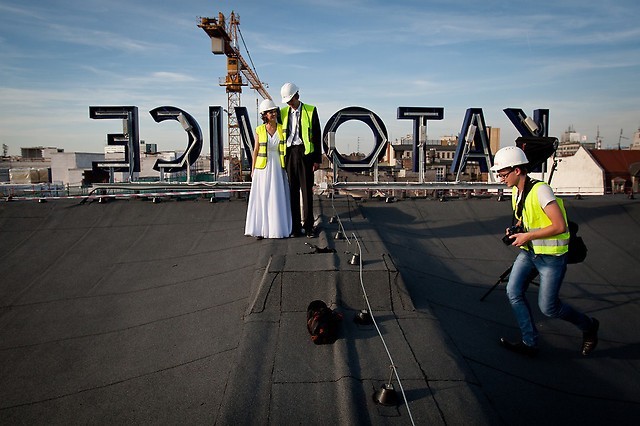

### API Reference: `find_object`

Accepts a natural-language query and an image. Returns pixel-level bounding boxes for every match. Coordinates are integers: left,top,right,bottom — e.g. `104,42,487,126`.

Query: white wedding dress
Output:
244,130,292,238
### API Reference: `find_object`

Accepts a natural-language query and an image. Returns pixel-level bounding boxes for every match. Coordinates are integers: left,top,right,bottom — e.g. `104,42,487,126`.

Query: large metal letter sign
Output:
450,108,492,178
149,106,203,179
209,106,224,178
322,106,388,170
89,106,140,182
397,107,445,173
504,108,550,172
503,108,549,138
86,103,558,183
234,106,256,168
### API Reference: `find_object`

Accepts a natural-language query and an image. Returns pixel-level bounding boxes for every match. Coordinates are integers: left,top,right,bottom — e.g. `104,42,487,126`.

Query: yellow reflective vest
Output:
512,181,570,255
281,103,317,156
254,124,286,169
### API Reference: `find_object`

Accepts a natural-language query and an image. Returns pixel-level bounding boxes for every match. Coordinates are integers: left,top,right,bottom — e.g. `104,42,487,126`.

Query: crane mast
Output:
198,11,271,170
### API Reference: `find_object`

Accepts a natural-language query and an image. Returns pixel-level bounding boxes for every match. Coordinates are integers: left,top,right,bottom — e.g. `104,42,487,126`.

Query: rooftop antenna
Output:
618,129,629,150
596,126,602,150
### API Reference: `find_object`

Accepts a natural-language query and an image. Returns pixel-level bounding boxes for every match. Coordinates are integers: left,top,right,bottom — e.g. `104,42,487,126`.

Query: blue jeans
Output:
506,250,592,347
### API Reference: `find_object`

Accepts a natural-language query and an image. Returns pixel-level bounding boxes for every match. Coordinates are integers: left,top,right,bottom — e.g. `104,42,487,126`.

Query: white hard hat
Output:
491,146,529,171
280,82,299,103
259,99,278,114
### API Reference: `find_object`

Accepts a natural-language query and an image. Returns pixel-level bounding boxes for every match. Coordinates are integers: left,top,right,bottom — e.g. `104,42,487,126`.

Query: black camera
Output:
502,225,524,245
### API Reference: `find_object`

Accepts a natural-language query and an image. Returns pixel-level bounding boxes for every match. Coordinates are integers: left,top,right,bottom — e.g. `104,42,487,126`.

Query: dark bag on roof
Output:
306,300,343,345
567,220,587,264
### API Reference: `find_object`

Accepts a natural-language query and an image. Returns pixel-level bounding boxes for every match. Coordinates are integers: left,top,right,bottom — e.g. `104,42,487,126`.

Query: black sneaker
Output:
581,317,599,356
500,337,539,357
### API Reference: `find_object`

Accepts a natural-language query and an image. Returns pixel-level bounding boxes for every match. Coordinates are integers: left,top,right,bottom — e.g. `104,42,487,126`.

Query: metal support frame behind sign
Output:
397,107,445,174
234,106,256,175
450,108,493,181
503,108,550,174
149,106,203,183
209,106,224,180
89,106,140,183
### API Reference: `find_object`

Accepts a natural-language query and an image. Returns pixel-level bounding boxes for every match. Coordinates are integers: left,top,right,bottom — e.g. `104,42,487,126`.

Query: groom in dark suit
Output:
280,82,322,238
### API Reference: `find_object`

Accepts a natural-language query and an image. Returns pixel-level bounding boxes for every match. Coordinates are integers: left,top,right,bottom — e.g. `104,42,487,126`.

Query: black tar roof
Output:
1,194,639,424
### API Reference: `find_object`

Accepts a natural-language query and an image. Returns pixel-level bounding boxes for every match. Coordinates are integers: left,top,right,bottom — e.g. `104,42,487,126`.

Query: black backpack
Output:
306,300,343,345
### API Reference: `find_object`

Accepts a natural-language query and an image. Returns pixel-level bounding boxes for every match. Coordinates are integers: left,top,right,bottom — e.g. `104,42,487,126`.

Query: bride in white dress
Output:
244,99,292,239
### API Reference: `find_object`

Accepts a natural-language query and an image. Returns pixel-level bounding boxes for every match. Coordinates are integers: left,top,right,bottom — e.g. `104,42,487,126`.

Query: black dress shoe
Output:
581,317,599,356
500,337,539,357
255,236,264,241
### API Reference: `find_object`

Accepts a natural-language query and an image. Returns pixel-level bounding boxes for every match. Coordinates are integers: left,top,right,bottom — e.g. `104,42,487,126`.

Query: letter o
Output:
322,106,388,170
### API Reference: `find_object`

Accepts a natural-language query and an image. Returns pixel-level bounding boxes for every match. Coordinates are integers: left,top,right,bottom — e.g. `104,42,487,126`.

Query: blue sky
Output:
1,0,639,157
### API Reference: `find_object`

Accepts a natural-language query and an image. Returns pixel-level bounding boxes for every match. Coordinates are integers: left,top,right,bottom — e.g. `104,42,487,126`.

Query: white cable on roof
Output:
330,193,416,426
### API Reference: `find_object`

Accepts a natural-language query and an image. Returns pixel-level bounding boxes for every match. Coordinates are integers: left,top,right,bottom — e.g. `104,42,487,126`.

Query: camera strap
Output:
510,176,540,252
513,176,539,225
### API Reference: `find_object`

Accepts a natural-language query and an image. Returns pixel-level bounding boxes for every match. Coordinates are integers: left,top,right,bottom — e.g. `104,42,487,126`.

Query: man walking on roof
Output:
280,82,322,238
492,146,599,357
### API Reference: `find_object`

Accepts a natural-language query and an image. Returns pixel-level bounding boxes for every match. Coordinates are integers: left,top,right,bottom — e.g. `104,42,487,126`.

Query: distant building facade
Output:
50,152,105,187
0,147,60,184
557,126,596,157
544,147,640,195
20,147,63,160
48,147,213,186
383,128,499,182
631,128,640,150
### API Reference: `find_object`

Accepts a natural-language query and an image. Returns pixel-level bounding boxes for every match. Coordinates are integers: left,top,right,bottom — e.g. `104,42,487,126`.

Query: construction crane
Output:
198,11,271,167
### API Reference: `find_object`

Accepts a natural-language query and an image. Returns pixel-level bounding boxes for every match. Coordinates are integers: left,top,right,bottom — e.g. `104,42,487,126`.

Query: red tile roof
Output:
588,149,640,174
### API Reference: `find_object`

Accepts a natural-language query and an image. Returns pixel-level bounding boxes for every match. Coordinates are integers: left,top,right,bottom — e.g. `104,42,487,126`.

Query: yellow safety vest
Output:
281,103,316,155
512,181,570,255
255,124,286,169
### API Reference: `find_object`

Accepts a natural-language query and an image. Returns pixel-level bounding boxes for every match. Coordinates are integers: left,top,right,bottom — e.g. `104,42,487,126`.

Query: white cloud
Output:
45,23,162,53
